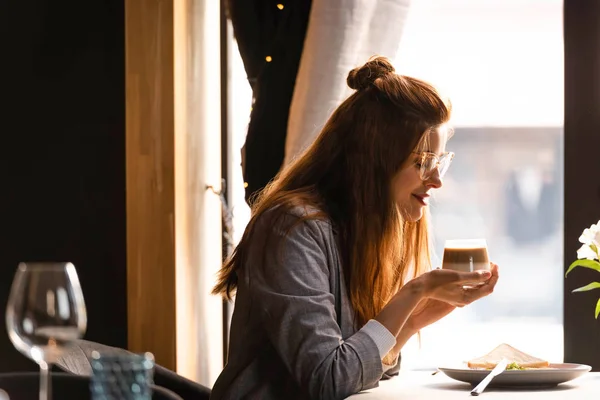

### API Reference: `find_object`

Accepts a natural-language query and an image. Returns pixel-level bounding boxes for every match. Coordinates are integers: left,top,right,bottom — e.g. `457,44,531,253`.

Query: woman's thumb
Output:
473,270,492,280
459,270,491,282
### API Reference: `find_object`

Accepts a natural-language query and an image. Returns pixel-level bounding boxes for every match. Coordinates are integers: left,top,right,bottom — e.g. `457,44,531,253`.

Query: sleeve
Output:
361,319,397,358
248,214,387,400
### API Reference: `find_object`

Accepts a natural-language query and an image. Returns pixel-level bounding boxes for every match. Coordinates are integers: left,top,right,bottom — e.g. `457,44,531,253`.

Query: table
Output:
346,371,600,399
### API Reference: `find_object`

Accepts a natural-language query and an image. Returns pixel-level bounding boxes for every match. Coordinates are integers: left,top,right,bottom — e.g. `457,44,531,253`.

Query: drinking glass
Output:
90,351,155,400
442,239,491,288
6,262,87,400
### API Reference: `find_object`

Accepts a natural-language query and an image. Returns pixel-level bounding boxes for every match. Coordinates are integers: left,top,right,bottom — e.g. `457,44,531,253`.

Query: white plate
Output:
437,363,591,388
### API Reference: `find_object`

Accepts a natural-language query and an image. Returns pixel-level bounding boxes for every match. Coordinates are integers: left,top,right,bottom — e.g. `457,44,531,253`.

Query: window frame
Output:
563,0,600,371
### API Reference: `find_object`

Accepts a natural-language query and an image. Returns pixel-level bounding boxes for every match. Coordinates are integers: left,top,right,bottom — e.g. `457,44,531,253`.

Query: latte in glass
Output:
442,239,490,287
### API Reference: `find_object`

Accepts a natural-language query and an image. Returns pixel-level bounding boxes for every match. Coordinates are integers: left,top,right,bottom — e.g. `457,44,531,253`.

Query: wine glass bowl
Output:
6,262,87,400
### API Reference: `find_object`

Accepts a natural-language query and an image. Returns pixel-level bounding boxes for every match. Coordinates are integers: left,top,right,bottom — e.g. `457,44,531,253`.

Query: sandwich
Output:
467,343,550,370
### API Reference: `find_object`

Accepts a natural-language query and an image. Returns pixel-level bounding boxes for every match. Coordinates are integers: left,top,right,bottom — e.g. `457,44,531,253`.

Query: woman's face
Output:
391,125,449,222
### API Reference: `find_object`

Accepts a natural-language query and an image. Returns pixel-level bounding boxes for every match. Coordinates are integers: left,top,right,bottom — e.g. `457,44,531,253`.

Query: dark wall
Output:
0,0,126,371
564,1,600,370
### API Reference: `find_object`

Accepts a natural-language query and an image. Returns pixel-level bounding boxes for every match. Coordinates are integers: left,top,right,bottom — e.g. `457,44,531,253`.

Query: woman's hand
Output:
416,263,498,307
406,263,499,331
374,263,498,342
378,264,499,357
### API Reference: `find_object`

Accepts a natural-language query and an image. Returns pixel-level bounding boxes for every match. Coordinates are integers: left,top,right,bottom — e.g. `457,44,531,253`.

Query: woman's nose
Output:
425,168,443,189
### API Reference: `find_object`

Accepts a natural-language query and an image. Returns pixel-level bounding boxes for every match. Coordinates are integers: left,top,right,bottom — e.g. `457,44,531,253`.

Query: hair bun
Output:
347,56,396,91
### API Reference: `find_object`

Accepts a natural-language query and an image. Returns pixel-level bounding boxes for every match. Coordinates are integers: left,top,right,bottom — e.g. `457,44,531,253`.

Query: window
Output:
397,0,564,369
227,38,252,244
225,0,564,369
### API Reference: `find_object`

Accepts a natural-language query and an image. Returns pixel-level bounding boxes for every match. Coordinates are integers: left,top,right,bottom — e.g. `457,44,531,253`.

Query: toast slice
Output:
467,343,550,369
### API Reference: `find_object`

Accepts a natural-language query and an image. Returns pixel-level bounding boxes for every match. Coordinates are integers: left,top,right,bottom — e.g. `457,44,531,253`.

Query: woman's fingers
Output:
441,265,501,306
475,263,499,292
423,265,500,307
490,262,499,279
460,264,501,303
455,270,492,284
484,263,499,288
427,269,490,285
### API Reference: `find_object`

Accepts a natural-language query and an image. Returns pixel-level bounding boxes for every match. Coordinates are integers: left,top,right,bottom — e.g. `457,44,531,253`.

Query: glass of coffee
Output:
442,239,490,288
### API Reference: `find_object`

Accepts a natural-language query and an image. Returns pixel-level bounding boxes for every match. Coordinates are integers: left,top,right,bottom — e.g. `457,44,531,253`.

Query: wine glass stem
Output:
39,360,51,400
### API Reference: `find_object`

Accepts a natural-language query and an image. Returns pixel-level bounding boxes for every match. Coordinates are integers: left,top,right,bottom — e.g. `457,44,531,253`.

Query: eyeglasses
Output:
412,151,455,181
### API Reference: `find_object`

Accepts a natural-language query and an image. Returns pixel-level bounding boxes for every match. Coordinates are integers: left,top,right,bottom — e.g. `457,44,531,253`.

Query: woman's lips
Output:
412,193,429,206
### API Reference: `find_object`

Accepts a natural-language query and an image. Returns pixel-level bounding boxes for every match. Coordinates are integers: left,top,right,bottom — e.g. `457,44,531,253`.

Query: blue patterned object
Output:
90,351,155,400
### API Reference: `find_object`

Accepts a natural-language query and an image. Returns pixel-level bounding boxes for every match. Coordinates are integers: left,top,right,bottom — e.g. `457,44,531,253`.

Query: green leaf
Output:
596,298,600,319
572,282,600,292
565,259,600,277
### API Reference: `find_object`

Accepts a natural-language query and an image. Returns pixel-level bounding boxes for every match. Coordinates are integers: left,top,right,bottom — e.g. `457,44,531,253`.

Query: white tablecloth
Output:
346,371,600,399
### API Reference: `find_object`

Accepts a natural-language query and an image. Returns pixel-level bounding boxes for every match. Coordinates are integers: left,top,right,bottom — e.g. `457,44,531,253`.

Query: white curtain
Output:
284,0,413,166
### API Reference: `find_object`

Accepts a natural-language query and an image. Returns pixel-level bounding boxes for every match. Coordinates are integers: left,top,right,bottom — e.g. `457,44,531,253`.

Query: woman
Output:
211,56,499,400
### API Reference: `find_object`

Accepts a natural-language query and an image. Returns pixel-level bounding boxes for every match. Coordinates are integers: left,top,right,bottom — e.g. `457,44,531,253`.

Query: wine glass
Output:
6,262,87,400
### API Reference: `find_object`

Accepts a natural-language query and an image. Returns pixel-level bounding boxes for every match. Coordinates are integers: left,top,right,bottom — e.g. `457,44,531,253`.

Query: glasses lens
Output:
420,153,453,180
421,154,437,180
438,154,453,178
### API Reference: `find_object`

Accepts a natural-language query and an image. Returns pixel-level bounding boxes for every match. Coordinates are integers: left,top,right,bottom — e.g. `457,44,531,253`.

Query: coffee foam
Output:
444,239,488,249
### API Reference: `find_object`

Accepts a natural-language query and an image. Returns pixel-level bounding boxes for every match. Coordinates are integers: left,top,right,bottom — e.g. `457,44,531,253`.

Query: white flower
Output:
578,220,600,248
577,243,598,261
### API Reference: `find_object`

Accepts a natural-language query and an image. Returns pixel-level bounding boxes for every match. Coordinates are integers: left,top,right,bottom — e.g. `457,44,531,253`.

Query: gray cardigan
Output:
211,208,400,400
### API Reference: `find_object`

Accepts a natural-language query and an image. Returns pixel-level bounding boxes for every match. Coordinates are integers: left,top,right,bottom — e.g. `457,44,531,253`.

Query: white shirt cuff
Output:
360,319,396,359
